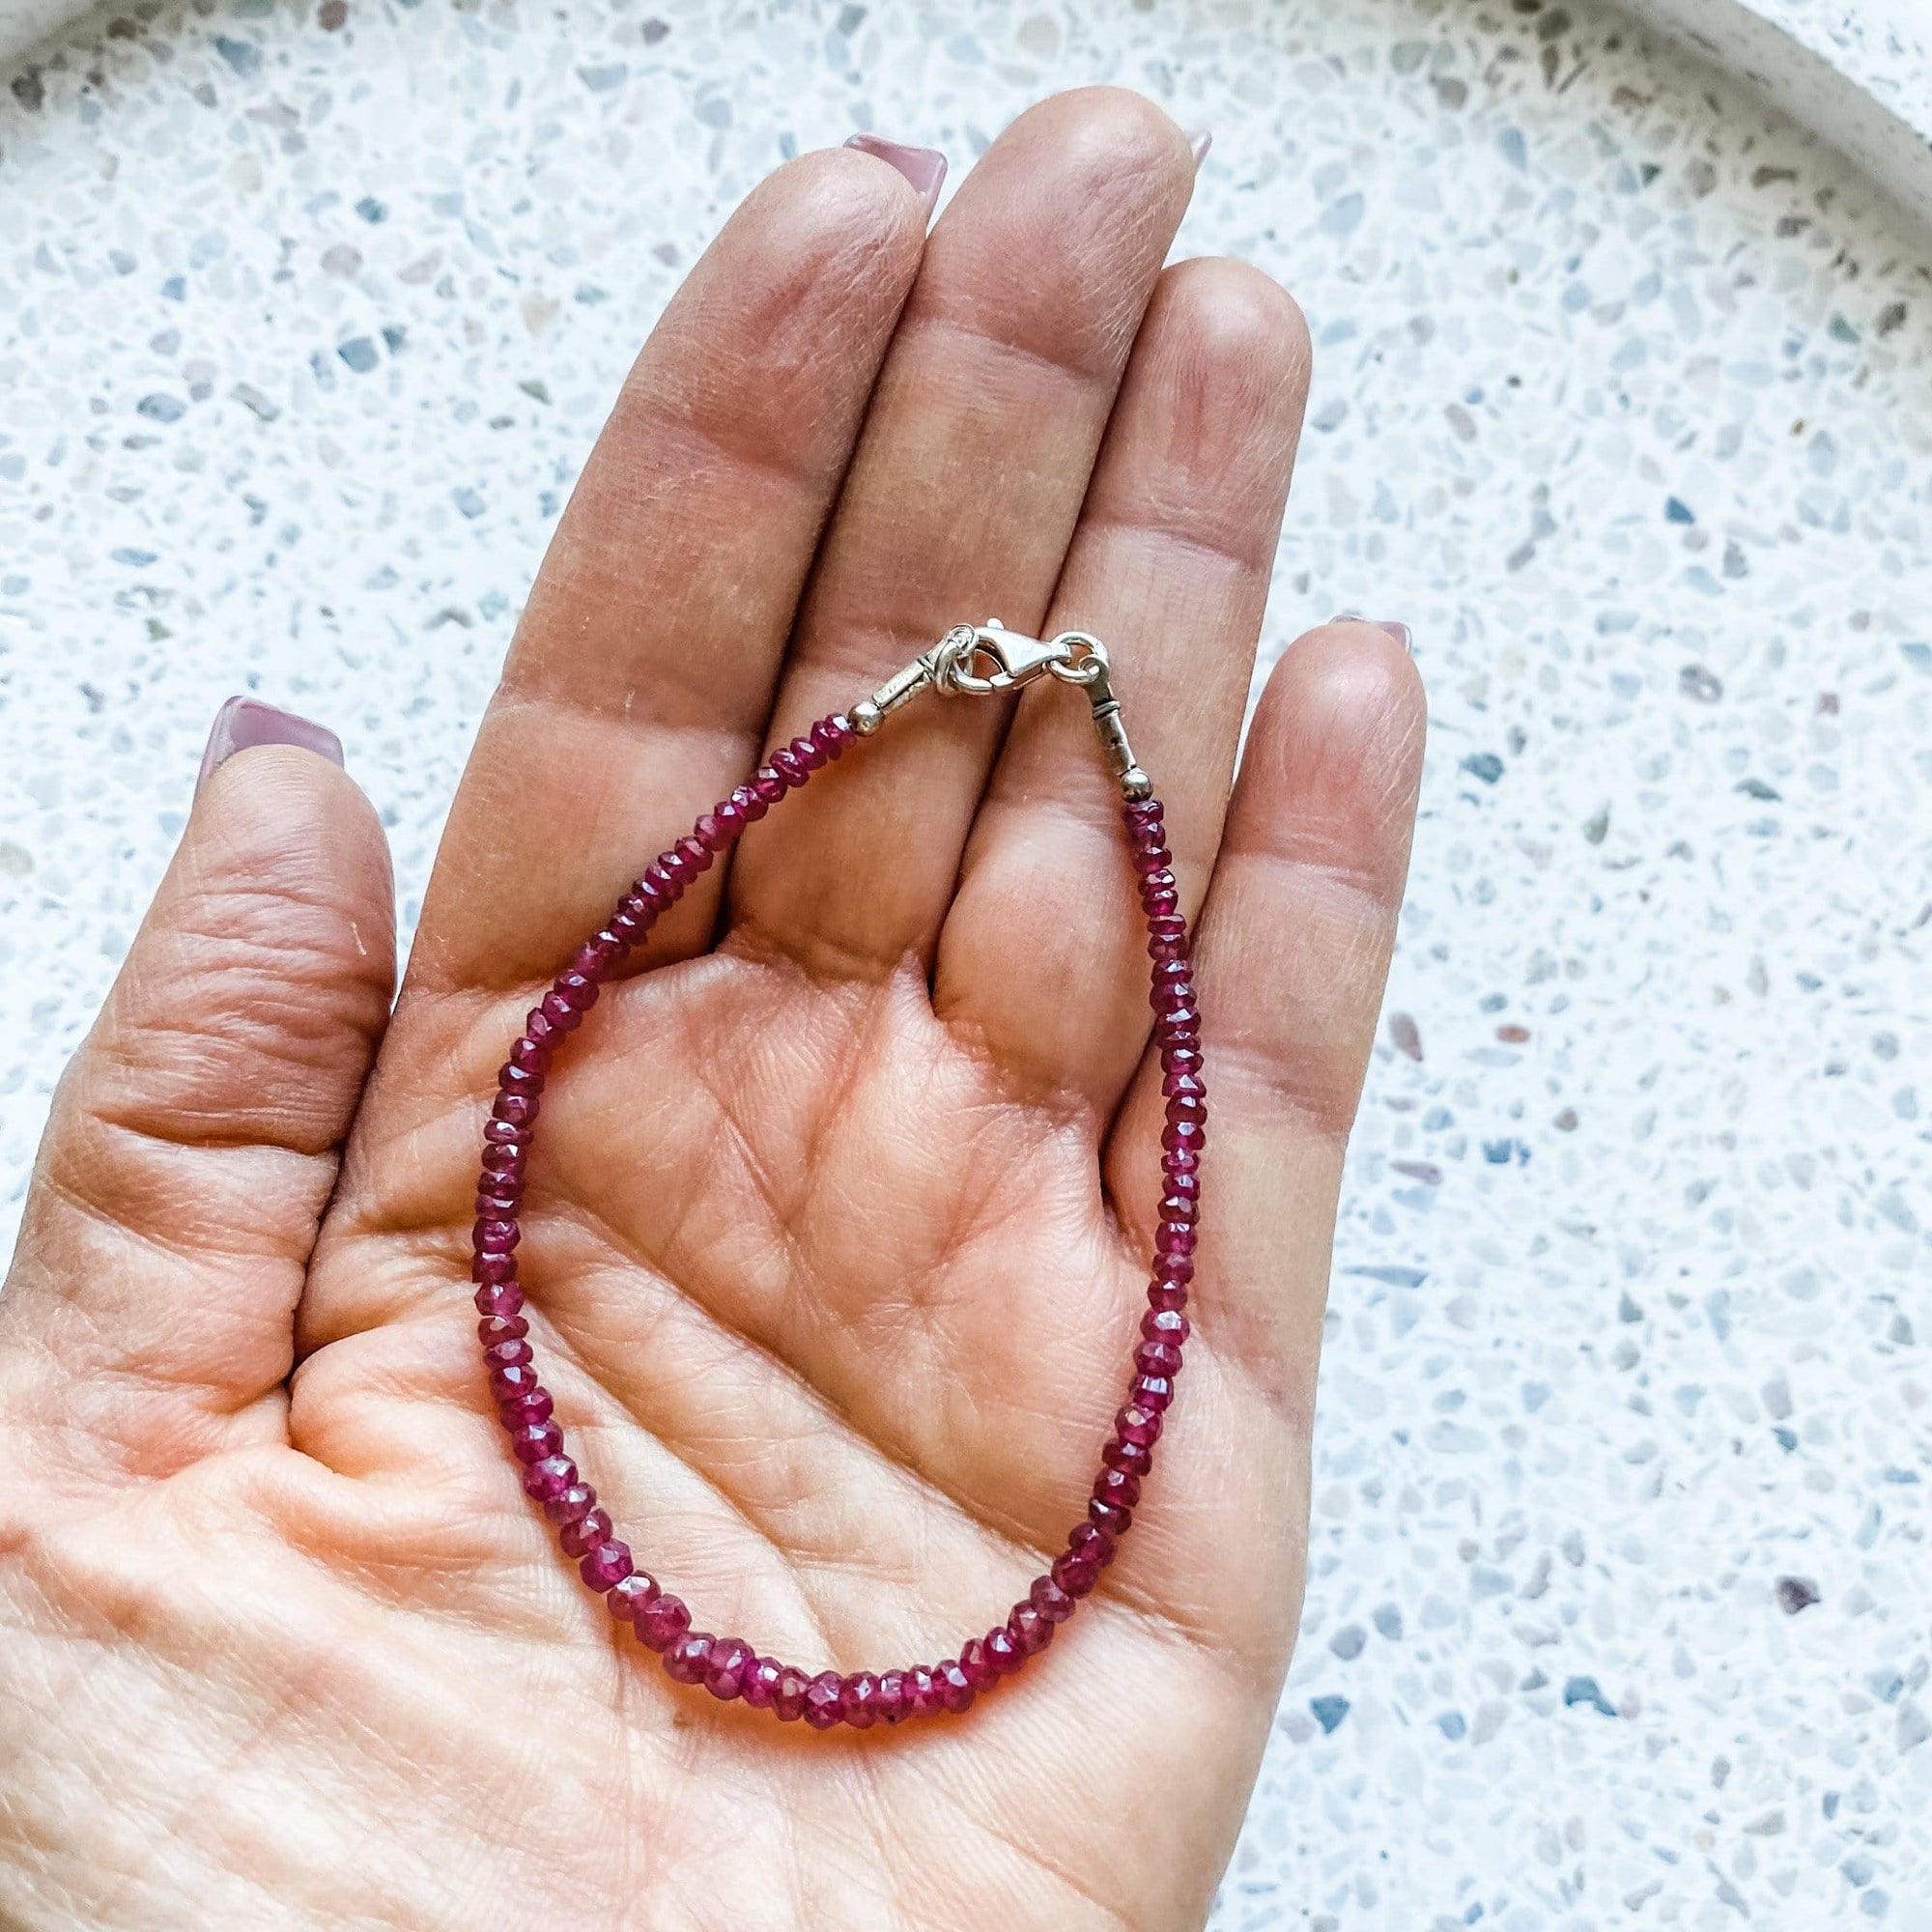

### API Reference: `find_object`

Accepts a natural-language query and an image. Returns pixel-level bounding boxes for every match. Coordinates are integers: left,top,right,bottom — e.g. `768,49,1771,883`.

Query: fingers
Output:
1116,624,1425,1409
724,88,1201,981
404,146,933,996
934,257,1311,1110
0,719,395,1472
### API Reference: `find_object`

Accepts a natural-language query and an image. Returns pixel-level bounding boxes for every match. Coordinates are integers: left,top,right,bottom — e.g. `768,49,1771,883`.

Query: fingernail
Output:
844,134,948,216
1330,615,1413,654
197,696,345,793
1186,129,1212,167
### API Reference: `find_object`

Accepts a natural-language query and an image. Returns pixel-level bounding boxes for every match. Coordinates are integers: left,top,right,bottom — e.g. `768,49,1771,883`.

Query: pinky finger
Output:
1108,620,1425,1423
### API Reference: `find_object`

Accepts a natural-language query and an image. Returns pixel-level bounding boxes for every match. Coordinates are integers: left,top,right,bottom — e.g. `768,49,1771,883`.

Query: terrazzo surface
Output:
3,0,1930,1925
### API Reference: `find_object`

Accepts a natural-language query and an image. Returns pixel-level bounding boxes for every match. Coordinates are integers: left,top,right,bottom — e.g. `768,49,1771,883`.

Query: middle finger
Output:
725,88,1201,980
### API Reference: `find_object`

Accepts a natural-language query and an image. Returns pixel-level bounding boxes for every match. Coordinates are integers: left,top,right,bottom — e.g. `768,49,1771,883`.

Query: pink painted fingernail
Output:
1329,615,1413,654
1186,129,1212,166
844,134,948,216
197,696,345,793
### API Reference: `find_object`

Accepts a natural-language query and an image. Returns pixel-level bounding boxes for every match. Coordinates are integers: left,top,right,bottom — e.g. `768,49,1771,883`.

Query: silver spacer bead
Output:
850,698,883,736
1121,767,1153,803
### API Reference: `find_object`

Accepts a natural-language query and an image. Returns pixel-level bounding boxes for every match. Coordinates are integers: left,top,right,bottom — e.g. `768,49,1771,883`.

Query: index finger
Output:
405,147,934,996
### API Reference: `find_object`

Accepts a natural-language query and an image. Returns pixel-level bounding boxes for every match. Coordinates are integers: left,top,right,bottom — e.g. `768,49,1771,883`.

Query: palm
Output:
0,92,1422,1932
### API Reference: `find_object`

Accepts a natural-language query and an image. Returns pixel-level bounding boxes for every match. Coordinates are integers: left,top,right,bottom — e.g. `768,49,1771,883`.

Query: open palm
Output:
0,91,1422,1932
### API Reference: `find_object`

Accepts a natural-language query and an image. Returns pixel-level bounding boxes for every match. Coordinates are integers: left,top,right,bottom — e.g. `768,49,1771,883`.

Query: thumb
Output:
0,698,395,1474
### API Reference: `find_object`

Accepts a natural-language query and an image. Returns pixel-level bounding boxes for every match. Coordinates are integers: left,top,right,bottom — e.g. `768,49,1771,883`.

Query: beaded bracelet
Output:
469,622,1204,1729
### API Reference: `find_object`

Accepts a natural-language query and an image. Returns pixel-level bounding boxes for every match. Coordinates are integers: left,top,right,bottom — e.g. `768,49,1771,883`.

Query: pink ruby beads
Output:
470,625,1201,1727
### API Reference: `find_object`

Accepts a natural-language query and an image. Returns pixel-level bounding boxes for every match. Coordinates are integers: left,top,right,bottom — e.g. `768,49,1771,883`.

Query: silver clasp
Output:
937,620,1079,695
847,618,1150,800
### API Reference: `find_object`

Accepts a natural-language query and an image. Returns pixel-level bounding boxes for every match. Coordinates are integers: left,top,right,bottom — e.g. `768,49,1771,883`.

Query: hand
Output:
0,90,1422,1932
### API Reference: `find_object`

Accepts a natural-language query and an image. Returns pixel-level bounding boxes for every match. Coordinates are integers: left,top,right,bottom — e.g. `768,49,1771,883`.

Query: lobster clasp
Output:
936,619,1076,695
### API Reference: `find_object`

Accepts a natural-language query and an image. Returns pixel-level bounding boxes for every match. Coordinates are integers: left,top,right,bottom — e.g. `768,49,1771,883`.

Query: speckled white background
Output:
4,0,1931,1925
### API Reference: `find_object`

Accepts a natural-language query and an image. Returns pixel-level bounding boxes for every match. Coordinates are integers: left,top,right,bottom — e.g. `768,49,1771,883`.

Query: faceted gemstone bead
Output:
490,1361,542,1404
572,931,626,981
498,1388,554,1431
729,783,768,822
1129,1373,1176,1413
753,771,788,806
483,1118,531,1149
934,1660,975,1714
789,734,828,772
1142,892,1180,922
958,1638,1000,1692
1147,913,1187,948
673,837,713,876
608,1572,660,1622
1103,1436,1152,1477
1050,1552,1100,1599
773,1663,810,1723
559,1509,613,1558
1163,1167,1202,1206
543,1483,598,1527
875,1670,909,1724
492,1091,538,1128
743,1656,783,1712
769,749,807,787
637,1593,692,1653
475,1187,523,1220
1164,1094,1208,1133
642,862,682,900
1138,864,1177,896
1067,1521,1117,1570
1029,1576,1076,1623
1162,1119,1207,1155
984,1627,1022,1677
1089,1497,1133,1537
474,1218,521,1255
522,1455,579,1503
537,991,581,1034
802,1669,845,1730
694,811,730,854
509,1037,553,1078
478,1312,528,1348
471,1250,519,1287
1143,1308,1190,1349
1148,1279,1189,1314
1094,1466,1142,1512
705,1637,754,1701
1137,844,1174,873
838,1672,880,1728
579,1540,634,1591
905,1665,944,1719
1009,1603,1053,1658
1151,959,1193,1002
810,716,852,757
1161,1043,1204,1079
1134,1340,1183,1378
480,1139,527,1176
664,1632,714,1685
1151,1251,1195,1288
1115,1403,1163,1449
473,1282,525,1321
1153,1006,1200,1045
1154,1221,1197,1257
484,1338,533,1372
655,849,696,889
497,1062,545,1101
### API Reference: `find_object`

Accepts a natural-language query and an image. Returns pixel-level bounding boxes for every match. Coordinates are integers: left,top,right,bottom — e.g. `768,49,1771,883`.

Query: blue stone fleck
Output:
1310,1695,1350,1735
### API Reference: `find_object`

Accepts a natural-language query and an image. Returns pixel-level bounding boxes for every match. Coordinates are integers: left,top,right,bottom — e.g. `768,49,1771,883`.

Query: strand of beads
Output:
471,726,1203,1726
